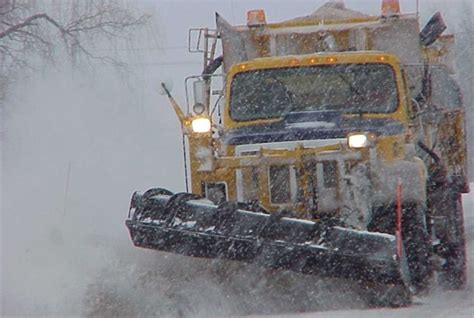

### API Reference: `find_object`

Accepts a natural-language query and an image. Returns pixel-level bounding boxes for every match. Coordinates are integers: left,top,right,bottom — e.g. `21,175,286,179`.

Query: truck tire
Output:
369,203,433,292
437,193,467,289
402,203,433,292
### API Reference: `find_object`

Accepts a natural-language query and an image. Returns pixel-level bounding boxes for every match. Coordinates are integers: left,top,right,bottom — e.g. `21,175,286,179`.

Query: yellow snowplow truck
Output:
126,0,469,305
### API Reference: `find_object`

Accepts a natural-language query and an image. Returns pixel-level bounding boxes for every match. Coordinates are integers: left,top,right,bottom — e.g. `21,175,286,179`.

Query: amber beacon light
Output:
247,10,266,27
381,0,401,17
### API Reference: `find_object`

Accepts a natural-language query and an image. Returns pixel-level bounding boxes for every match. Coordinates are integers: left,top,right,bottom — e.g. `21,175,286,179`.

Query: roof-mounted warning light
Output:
247,10,266,28
381,0,401,17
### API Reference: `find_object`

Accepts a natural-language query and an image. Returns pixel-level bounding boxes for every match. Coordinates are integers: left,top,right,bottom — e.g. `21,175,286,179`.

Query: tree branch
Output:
0,13,66,39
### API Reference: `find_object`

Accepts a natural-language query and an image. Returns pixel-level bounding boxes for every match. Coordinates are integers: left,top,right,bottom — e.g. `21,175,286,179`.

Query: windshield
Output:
230,63,399,121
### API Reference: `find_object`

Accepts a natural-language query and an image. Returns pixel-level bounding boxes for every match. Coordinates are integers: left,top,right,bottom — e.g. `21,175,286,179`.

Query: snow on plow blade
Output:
125,190,411,289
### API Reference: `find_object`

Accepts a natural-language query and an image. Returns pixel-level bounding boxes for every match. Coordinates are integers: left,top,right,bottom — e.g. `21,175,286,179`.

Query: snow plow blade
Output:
125,189,411,289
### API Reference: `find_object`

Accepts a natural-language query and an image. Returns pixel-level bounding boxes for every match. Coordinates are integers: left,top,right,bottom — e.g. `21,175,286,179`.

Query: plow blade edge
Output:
125,190,412,289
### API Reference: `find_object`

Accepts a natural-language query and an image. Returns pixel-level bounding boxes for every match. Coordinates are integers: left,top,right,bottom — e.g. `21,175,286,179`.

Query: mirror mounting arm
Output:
161,82,187,125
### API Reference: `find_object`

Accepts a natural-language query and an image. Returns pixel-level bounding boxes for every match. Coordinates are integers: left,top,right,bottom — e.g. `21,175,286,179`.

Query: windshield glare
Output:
230,63,399,121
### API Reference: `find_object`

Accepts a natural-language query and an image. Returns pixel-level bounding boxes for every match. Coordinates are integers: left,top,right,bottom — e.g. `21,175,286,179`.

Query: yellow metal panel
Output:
267,16,380,29
376,134,406,161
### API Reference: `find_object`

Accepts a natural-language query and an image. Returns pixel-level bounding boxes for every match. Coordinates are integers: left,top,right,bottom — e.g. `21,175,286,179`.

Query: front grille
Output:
323,161,338,188
269,165,291,204
304,159,341,214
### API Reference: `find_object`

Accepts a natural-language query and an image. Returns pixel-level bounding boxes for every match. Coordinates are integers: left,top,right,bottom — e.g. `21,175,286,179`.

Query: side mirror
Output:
420,12,447,47
193,80,207,111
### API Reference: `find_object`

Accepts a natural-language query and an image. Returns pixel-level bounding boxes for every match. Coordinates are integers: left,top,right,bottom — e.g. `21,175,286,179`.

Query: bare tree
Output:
0,0,148,78
0,0,149,104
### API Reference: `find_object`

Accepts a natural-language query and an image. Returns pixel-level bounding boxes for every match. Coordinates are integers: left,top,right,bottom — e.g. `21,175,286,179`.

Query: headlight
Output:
348,133,373,148
191,117,211,133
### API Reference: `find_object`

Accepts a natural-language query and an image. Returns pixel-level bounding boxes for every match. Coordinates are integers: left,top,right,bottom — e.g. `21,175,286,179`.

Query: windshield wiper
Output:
336,73,363,98
269,75,295,106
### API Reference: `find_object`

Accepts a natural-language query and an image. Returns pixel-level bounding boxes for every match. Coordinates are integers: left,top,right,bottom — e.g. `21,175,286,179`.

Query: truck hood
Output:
222,112,405,146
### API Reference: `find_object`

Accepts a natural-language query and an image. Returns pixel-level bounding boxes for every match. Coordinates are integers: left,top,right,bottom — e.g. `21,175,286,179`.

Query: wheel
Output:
436,192,467,289
368,203,433,292
402,203,433,292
